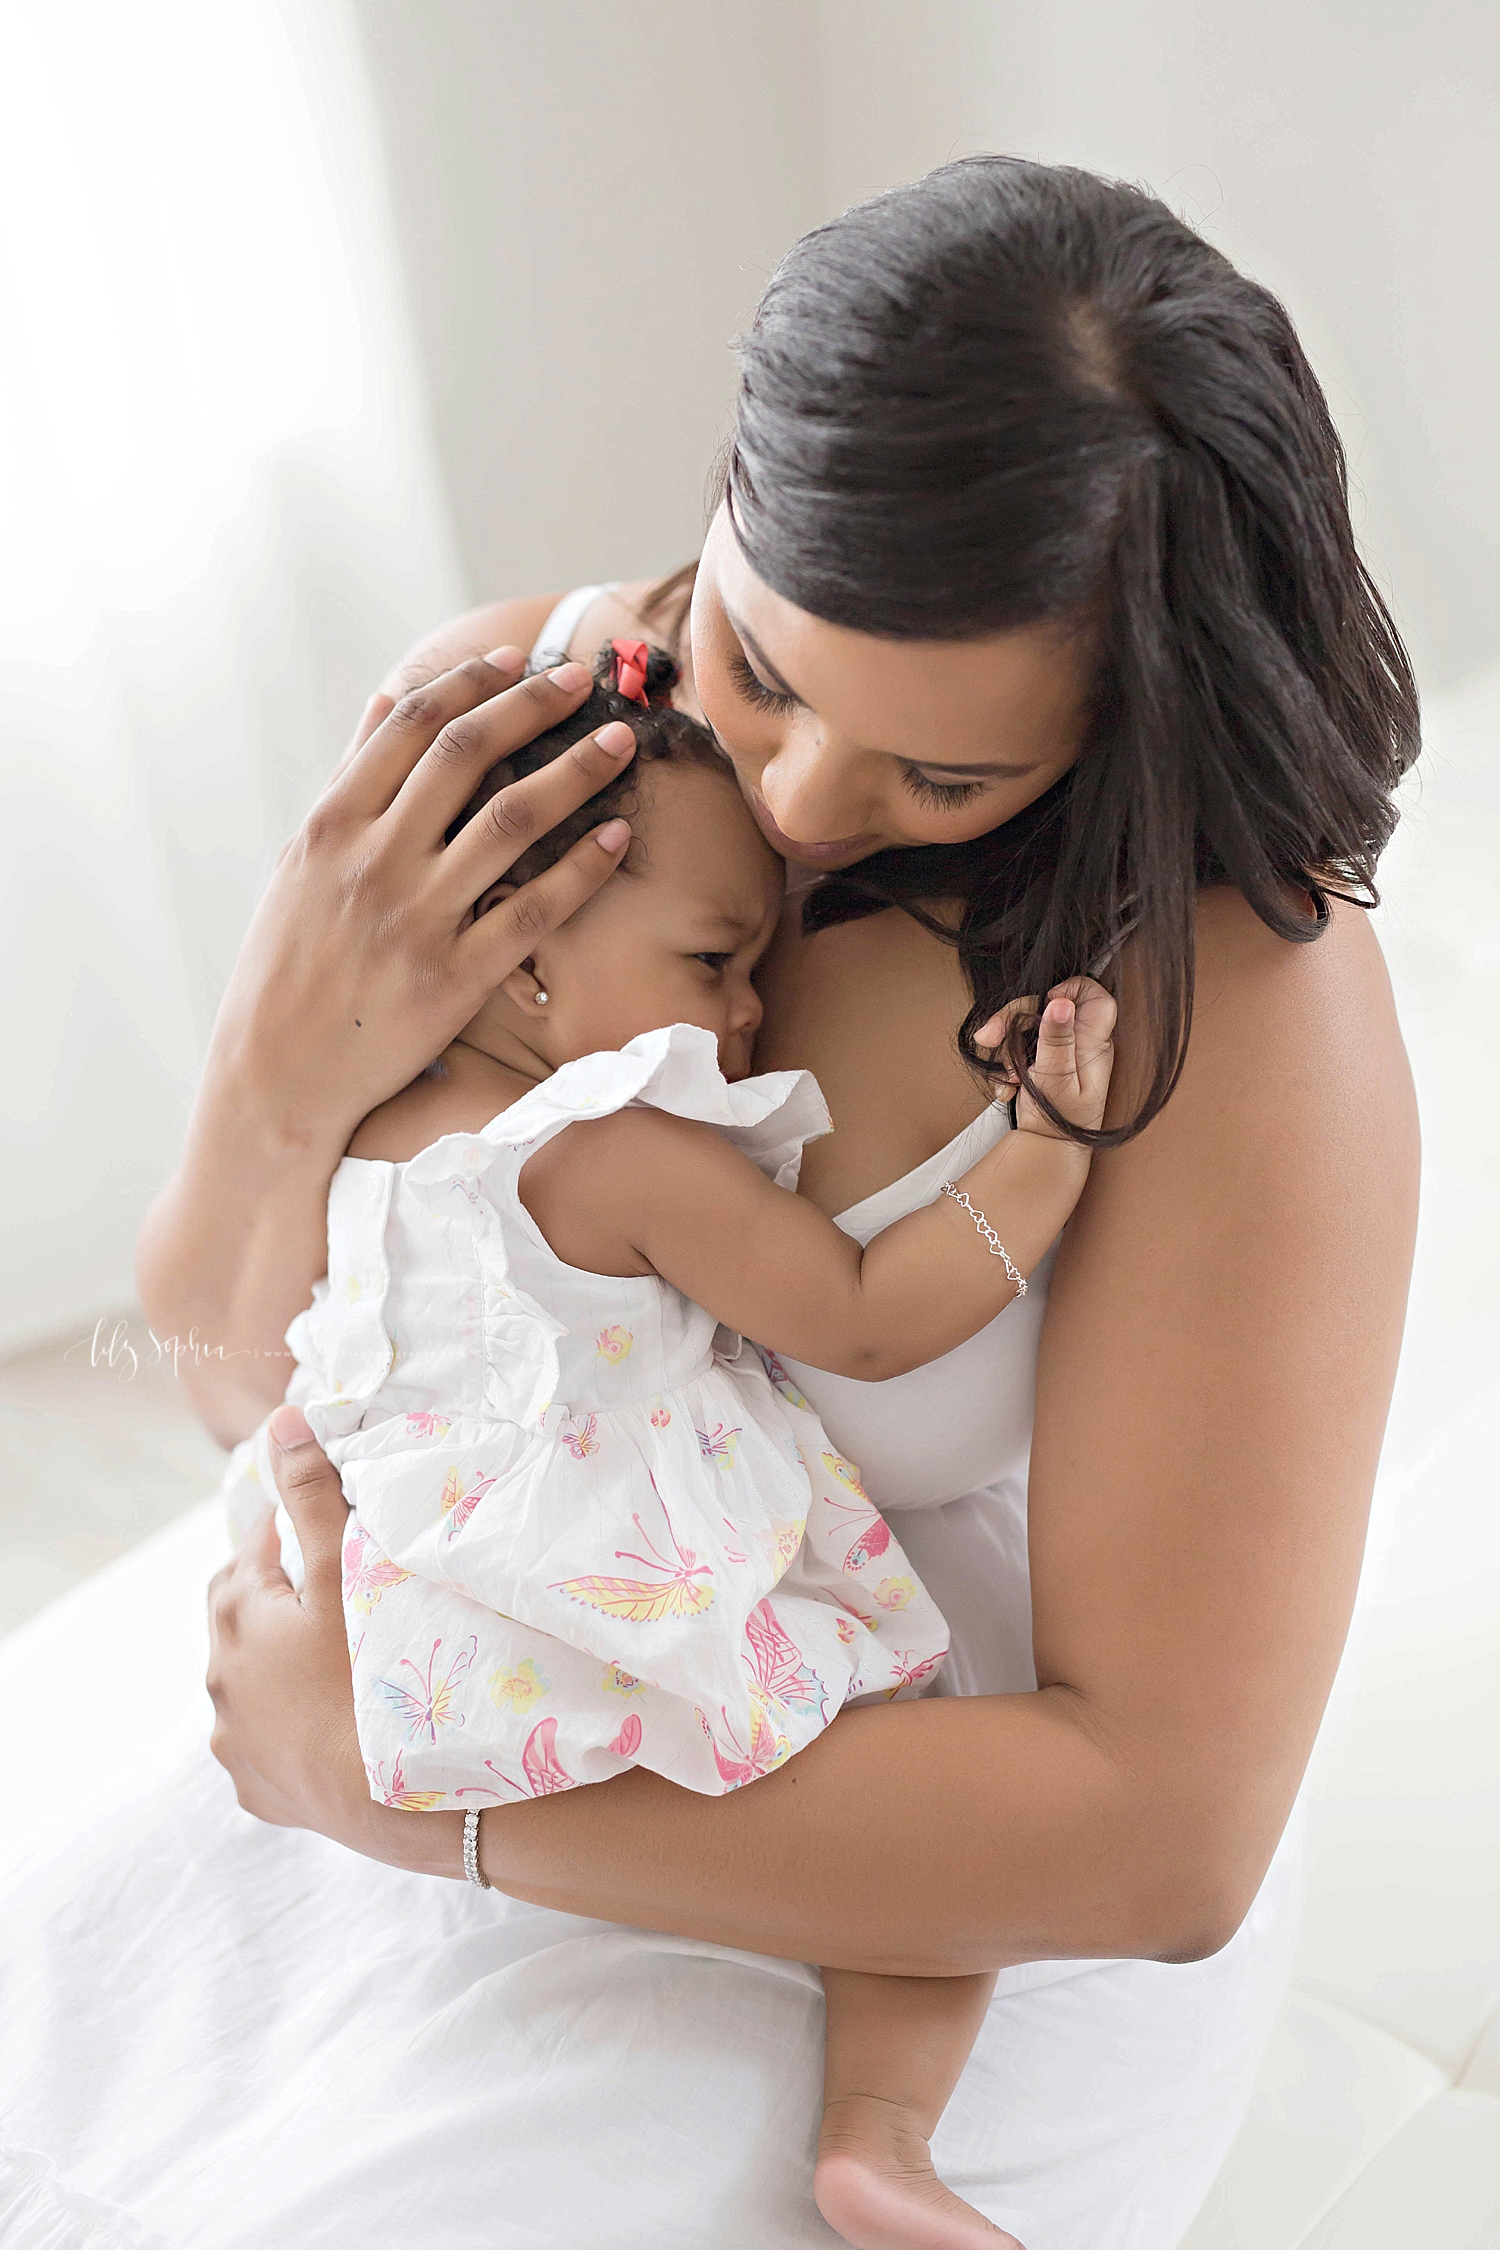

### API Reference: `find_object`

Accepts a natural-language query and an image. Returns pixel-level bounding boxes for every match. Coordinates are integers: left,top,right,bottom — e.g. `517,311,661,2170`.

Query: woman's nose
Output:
758,732,870,845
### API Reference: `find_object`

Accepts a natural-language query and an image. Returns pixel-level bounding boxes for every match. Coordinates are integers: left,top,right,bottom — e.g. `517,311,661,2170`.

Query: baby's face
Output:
466,759,786,1081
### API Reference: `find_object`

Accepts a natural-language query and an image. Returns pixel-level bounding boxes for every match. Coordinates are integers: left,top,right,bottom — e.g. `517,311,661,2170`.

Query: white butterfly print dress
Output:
222,1024,949,1804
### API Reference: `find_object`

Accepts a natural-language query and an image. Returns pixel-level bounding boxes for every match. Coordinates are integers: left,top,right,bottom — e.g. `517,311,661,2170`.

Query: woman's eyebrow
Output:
910,756,1042,780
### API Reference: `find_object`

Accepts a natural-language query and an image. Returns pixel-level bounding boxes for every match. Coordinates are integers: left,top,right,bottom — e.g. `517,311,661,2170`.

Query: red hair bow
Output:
611,637,650,708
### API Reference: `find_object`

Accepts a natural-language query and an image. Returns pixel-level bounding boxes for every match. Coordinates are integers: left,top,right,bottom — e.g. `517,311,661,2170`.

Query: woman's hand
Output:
137,651,638,1440
206,1405,463,1877
211,651,637,1152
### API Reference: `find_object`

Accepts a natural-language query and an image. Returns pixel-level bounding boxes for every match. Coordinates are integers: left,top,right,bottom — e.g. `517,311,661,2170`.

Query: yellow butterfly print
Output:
601,1662,647,1697
439,1465,496,1538
559,1413,600,1461
821,1450,871,1502
696,1421,742,1471
873,1574,916,1613
366,1749,445,1811
771,1518,805,1569
489,1657,549,1714
596,1324,634,1365
342,1524,413,1616
553,1489,715,1624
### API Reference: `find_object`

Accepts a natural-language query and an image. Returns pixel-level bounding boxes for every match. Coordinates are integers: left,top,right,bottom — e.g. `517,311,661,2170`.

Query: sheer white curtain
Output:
0,0,463,1353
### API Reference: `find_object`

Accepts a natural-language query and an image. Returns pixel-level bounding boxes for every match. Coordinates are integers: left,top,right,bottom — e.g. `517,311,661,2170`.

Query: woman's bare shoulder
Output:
377,592,567,698
1181,885,1411,1130
375,575,692,705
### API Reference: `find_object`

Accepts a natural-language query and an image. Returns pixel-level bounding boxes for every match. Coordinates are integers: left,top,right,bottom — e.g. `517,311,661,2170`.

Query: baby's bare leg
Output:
815,1967,1024,2250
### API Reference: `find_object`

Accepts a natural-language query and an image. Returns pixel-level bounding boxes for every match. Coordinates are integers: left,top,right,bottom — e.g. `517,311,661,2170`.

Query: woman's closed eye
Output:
728,649,800,716
900,764,985,810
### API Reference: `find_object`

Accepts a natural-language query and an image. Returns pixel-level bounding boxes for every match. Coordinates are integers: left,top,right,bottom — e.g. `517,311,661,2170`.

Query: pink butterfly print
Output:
697,1698,789,1790
721,1516,749,1566
559,1412,600,1461
696,1421,742,1469
883,1647,948,1698
404,1410,451,1439
342,1524,414,1615
820,1485,891,1574
552,1477,715,1624
744,1598,828,1721
366,1748,445,1810
608,1712,643,1761
471,1716,578,1801
440,1465,496,1539
377,1635,475,1744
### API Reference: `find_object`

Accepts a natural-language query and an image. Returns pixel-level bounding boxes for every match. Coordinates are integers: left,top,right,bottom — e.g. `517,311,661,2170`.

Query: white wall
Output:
0,0,462,1355
356,0,825,598
359,0,1500,694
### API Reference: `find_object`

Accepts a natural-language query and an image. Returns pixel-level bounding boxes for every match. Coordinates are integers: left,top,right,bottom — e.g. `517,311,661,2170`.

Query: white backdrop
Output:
0,0,462,1353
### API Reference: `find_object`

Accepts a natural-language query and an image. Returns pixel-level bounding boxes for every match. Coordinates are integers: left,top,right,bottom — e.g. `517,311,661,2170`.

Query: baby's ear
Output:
471,879,517,924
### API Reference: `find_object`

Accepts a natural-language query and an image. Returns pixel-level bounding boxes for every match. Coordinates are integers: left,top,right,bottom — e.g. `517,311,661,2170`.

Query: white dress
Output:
0,590,1300,2250
221,1025,949,1803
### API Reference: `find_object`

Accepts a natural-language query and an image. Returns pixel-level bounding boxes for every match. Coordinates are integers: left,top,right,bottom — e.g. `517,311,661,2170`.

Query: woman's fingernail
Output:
595,722,635,757
548,662,589,690
595,818,631,852
270,1404,316,1450
482,645,523,670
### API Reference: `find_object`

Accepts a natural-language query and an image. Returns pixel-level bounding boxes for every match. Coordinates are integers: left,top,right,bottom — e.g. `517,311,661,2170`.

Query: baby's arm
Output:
528,982,1114,1381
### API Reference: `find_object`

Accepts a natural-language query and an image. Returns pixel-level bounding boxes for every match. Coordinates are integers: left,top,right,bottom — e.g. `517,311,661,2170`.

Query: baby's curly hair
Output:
448,642,729,882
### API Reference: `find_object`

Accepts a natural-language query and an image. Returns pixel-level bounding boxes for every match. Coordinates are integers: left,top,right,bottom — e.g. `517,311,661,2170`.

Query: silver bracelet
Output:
463,1806,491,1889
938,1179,1027,1295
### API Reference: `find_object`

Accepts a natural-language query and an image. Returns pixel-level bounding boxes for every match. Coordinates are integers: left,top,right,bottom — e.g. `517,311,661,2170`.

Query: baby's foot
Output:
814,2095,1025,2250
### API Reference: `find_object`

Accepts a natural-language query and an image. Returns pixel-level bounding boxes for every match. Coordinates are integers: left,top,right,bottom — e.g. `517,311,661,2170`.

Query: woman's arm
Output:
209,892,1417,1971
137,645,638,1444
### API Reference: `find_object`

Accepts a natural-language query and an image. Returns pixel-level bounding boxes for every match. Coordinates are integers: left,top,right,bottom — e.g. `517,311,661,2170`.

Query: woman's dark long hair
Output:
695,156,1419,1142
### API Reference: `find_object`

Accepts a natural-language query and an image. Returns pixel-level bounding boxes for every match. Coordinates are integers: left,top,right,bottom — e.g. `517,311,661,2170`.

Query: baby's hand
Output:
980,977,1117,1140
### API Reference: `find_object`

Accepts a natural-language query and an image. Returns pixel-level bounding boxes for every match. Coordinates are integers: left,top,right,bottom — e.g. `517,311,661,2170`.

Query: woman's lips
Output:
749,789,873,867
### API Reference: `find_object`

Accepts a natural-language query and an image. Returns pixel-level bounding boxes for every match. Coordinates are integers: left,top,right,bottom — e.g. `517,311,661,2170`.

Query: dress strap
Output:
529,584,620,667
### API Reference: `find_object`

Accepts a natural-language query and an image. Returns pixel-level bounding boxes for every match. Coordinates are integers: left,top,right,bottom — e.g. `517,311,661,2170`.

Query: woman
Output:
1,160,1417,2249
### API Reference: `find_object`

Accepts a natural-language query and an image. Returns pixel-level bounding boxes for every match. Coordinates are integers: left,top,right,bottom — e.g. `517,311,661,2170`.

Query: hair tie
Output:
610,638,650,708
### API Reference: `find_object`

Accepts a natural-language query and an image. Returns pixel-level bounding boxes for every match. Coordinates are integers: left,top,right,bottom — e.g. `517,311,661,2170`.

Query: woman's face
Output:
690,504,1095,871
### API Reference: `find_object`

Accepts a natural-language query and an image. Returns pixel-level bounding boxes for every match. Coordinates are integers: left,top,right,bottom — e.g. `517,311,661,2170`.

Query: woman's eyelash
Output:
901,766,985,809
726,646,982,810
728,649,799,715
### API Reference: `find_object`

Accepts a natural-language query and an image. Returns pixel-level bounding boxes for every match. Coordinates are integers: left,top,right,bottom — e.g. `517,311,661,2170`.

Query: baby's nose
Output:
732,982,764,1035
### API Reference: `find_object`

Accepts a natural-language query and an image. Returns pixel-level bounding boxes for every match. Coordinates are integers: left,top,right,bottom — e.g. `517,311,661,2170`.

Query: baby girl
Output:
224,642,1115,2250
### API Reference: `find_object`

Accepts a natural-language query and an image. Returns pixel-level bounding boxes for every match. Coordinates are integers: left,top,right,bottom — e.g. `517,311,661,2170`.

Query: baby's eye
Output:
693,952,733,974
